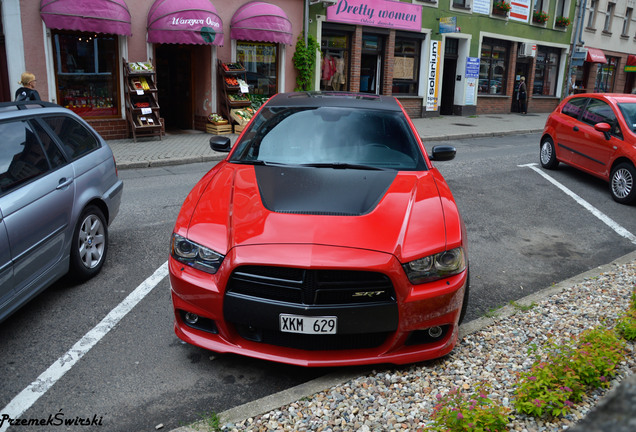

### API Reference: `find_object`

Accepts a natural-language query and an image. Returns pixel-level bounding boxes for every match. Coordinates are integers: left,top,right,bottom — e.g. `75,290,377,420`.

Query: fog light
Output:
184,312,199,325
428,326,443,338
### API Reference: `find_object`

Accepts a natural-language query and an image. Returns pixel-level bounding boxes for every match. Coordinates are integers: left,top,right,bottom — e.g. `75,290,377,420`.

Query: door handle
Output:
56,177,73,189
573,126,579,132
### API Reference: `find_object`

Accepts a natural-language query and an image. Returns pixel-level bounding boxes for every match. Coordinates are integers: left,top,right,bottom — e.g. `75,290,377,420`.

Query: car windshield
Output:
229,106,426,171
618,102,636,133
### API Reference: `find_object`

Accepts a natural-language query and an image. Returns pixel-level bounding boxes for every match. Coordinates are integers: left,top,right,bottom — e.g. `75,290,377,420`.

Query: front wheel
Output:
539,137,558,169
610,162,636,204
70,205,108,281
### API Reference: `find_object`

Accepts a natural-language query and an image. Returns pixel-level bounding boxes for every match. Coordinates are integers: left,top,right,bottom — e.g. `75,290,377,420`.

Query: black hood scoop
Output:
254,166,397,216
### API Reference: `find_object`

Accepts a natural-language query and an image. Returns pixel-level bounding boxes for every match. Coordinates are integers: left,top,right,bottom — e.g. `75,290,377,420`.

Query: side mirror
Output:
209,135,231,152
594,122,611,140
429,145,456,161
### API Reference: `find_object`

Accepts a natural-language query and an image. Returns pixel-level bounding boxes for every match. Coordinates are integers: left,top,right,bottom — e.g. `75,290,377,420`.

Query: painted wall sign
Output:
426,40,441,111
327,0,422,32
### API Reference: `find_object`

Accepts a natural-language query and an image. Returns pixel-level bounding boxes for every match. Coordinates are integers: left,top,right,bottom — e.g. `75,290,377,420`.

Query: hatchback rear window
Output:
41,116,100,160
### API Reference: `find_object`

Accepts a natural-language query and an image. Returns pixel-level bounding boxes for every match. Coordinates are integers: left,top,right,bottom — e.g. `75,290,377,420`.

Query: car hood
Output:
185,163,449,261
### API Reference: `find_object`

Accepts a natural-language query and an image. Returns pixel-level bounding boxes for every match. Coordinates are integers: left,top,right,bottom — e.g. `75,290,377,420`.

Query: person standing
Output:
518,76,527,114
15,72,41,101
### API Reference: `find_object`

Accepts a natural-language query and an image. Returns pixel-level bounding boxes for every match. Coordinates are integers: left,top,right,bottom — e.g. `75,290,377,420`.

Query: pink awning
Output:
586,48,607,64
147,0,223,45
40,0,131,36
230,2,293,45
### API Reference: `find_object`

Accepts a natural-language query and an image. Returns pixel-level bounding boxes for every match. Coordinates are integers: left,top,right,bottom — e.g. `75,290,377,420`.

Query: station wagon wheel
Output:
610,162,636,204
70,205,108,281
539,137,558,169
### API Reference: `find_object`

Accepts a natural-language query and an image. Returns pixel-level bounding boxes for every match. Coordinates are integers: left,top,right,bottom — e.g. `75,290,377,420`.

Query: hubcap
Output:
612,168,633,199
78,214,105,269
540,142,552,165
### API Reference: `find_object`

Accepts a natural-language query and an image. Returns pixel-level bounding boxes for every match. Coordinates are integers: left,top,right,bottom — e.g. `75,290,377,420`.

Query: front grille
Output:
227,266,395,305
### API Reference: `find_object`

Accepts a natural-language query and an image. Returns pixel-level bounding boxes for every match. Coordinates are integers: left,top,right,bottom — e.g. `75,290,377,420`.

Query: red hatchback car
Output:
540,93,636,204
169,92,469,367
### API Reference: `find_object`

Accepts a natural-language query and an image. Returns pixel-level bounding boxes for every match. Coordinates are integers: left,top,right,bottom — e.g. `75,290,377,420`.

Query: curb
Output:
170,249,636,432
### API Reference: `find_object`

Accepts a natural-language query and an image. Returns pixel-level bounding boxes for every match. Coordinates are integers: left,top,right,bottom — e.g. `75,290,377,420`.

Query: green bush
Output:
424,383,511,431
616,290,636,341
514,327,626,418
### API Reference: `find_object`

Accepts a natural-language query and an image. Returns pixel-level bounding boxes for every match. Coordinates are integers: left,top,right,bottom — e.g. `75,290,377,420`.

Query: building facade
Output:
569,0,636,96
309,0,578,118
0,0,303,139
1,0,635,140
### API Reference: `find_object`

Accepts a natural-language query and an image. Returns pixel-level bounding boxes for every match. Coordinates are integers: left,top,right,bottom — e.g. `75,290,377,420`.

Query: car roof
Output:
264,91,403,112
567,93,636,104
0,101,72,119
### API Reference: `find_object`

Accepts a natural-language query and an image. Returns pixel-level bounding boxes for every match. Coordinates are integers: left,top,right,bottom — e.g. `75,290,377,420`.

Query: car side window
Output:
32,121,66,169
581,99,622,139
0,121,52,194
561,97,587,119
41,115,100,160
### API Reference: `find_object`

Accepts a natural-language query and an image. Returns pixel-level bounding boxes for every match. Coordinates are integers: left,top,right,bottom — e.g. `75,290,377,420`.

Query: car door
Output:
575,98,621,177
0,211,12,309
553,97,588,164
0,119,74,295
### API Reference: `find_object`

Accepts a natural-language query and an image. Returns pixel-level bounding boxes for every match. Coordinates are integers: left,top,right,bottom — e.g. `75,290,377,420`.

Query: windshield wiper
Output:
299,162,386,171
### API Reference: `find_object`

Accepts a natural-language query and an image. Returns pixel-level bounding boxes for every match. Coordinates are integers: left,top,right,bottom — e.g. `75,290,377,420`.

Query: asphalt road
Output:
1,132,635,431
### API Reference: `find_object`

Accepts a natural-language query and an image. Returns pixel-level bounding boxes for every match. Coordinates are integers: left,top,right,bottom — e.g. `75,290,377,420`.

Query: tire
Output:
70,205,108,281
539,137,558,169
609,162,636,204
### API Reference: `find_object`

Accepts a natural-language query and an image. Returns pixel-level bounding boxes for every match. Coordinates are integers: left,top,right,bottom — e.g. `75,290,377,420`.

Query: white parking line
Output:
0,262,169,431
520,163,636,245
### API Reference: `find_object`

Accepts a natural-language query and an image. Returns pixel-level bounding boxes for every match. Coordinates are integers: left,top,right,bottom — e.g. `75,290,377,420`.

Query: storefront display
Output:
479,39,509,95
321,33,349,91
123,61,162,141
236,42,277,97
52,31,120,118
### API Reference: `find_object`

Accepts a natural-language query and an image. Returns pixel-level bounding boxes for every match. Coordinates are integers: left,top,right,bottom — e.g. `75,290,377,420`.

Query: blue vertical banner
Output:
465,57,480,105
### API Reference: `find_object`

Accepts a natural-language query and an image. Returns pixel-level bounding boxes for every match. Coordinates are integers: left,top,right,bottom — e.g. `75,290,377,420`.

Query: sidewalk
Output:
107,112,549,170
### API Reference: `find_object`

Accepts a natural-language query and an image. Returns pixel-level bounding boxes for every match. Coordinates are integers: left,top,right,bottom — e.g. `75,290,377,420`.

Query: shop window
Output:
52,31,119,118
533,47,561,96
478,38,509,95
392,37,421,95
595,56,618,92
321,33,349,91
237,42,278,98
534,0,547,14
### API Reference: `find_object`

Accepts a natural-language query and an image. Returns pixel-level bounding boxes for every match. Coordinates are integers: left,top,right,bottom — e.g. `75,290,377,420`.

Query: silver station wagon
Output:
0,101,123,322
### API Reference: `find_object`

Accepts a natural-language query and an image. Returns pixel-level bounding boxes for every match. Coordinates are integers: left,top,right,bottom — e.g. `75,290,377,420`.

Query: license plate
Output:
279,314,337,334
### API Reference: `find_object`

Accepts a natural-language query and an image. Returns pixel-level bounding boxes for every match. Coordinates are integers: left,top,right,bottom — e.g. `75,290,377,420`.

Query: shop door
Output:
441,39,459,116
360,35,383,94
156,44,193,131
511,62,529,113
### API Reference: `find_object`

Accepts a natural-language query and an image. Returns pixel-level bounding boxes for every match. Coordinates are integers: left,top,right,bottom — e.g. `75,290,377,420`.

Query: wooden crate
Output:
206,123,232,134
234,124,245,133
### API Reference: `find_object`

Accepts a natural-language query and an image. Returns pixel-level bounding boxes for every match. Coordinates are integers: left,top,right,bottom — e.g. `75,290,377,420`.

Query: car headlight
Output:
403,247,466,284
171,233,224,274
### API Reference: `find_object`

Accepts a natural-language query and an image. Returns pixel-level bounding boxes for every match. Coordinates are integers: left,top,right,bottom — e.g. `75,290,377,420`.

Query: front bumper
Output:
169,244,467,367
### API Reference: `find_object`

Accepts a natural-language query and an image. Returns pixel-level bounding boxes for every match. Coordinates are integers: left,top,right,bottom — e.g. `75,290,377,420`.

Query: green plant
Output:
514,326,626,418
292,34,320,91
247,93,268,109
510,300,537,312
199,411,221,431
555,16,571,27
424,383,511,431
616,290,636,340
532,10,549,24
493,1,511,13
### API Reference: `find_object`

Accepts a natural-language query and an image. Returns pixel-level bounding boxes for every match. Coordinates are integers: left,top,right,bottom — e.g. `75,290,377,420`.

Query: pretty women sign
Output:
326,0,422,32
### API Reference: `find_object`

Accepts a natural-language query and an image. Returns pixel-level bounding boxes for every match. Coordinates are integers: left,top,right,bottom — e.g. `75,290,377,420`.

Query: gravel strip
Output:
214,259,635,432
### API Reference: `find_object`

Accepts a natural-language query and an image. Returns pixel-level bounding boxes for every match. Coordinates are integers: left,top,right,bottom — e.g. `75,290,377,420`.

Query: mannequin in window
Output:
331,57,345,91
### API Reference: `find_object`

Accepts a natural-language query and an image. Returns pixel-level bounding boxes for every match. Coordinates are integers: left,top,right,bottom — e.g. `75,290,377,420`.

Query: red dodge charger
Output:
169,92,469,366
